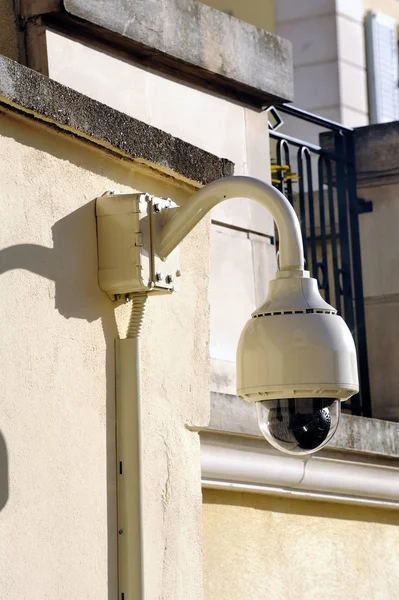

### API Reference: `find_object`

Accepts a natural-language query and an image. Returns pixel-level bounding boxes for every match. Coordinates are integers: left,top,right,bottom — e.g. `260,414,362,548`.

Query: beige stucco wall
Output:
203,489,399,600
0,108,210,600
198,0,275,33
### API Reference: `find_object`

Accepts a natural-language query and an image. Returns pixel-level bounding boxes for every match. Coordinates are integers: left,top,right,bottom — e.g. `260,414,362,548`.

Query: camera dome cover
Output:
236,272,359,403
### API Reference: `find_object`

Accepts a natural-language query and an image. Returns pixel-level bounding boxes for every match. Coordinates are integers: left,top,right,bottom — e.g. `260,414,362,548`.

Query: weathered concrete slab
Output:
61,0,293,108
0,54,234,185
351,121,399,188
320,121,399,189
207,391,399,458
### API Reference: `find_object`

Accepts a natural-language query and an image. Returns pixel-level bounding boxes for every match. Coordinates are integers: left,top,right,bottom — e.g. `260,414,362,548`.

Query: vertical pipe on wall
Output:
115,293,147,600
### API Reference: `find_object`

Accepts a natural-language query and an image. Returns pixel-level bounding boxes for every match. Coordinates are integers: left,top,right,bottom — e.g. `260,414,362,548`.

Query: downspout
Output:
115,292,147,600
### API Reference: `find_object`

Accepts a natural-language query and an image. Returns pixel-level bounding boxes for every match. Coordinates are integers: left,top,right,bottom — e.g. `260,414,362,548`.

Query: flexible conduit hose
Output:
126,293,147,339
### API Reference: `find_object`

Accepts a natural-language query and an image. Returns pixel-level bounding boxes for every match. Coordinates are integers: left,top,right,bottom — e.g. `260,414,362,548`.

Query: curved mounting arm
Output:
158,176,305,272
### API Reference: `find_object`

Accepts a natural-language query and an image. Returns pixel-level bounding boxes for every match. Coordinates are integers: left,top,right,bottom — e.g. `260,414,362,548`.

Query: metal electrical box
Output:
96,192,180,300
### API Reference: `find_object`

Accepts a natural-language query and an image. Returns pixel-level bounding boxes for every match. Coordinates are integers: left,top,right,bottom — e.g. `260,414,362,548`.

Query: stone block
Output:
336,0,363,23
339,61,368,115
337,16,366,69
277,14,338,67
293,61,340,111
340,107,368,127
63,0,294,107
275,0,334,23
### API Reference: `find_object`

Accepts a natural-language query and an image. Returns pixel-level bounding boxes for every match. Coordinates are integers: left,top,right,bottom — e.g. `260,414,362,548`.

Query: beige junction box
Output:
96,192,180,300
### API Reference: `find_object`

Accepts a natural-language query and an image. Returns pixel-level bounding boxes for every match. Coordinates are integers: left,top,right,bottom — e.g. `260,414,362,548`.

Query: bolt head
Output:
156,272,163,281
166,274,173,284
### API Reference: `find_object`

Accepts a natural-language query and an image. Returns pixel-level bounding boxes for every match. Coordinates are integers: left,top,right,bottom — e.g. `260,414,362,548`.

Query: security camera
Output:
237,269,359,456
107,174,359,457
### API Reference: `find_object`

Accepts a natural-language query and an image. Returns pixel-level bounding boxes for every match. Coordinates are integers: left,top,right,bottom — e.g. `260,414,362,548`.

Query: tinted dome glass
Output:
257,398,341,455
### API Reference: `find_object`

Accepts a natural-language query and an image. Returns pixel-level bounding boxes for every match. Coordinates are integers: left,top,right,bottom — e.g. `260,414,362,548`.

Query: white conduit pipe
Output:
115,293,147,600
201,444,399,508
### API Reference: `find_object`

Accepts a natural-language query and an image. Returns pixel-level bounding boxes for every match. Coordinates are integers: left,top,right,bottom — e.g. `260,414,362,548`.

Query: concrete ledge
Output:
207,391,399,459
201,434,399,508
0,55,234,186
52,0,293,108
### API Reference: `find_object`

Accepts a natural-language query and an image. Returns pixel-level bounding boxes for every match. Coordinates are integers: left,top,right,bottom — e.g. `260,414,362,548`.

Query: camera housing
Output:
236,269,359,455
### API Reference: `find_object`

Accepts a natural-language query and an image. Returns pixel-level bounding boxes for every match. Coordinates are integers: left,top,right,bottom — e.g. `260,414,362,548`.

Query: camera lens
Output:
257,398,340,455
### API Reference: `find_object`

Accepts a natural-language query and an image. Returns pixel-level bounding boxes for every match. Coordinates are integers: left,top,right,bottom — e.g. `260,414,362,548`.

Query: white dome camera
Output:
151,173,359,457
237,269,359,456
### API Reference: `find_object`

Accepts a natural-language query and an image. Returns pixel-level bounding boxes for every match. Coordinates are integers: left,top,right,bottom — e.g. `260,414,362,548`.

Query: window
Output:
366,10,399,123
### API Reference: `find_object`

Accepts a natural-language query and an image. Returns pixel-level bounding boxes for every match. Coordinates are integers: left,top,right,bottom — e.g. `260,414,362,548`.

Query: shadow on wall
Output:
0,201,119,598
0,431,8,511
0,201,109,321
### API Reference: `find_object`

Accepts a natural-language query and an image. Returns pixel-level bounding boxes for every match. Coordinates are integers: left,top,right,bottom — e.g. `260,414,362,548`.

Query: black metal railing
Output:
269,104,371,417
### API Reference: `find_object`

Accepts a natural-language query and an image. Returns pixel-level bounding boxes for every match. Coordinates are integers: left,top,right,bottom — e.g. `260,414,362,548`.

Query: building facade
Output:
0,1,398,600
